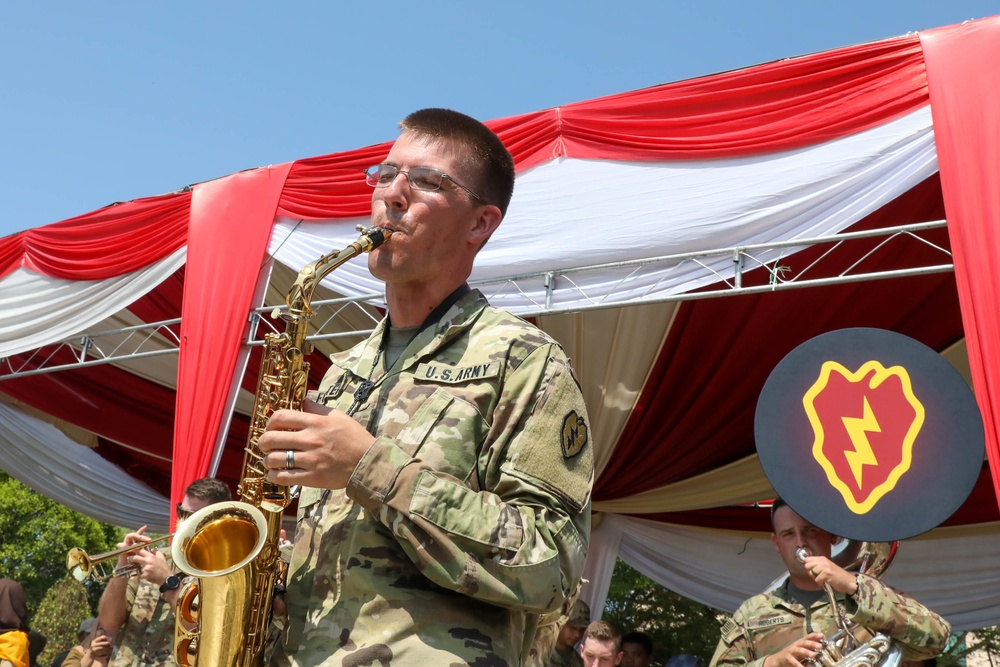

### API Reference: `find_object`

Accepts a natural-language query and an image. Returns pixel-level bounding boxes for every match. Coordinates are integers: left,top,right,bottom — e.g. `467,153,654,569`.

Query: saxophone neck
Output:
286,226,392,316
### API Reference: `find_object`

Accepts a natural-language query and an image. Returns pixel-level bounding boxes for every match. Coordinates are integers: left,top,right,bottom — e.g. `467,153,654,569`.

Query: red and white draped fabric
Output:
1,15,999,628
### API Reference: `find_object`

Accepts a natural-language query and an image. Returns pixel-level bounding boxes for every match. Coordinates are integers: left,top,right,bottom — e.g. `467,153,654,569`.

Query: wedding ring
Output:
811,568,818,576
285,450,296,470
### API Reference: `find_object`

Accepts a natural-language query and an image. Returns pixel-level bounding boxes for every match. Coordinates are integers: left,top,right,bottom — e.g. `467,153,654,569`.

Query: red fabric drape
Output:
276,33,929,220
595,176,958,500
171,165,292,524
548,35,928,164
0,349,176,485
921,17,1000,514
0,192,190,280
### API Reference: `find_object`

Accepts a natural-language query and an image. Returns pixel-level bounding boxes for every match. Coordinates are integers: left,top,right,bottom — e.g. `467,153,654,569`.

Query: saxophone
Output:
170,225,392,667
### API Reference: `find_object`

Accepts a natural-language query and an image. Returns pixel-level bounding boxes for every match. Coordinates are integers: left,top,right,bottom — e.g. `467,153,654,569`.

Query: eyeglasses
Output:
175,504,194,521
364,164,486,203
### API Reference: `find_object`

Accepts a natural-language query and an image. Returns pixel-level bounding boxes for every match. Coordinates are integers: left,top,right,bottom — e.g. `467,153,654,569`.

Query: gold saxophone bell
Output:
67,534,174,582
171,501,270,667
170,225,392,667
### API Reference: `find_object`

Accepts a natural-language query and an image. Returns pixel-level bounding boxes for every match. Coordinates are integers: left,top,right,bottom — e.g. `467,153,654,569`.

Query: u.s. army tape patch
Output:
561,410,588,458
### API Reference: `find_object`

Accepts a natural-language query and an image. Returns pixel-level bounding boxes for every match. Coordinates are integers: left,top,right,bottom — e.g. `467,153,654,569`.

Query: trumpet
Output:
67,535,173,582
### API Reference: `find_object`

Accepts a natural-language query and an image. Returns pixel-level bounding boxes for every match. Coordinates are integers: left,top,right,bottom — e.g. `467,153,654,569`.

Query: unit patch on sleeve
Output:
561,410,589,458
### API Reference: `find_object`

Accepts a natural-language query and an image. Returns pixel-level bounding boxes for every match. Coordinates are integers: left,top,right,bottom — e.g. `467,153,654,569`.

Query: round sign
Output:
755,328,984,541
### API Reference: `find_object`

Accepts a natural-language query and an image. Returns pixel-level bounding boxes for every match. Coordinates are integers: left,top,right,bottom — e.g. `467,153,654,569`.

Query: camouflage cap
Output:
566,599,591,627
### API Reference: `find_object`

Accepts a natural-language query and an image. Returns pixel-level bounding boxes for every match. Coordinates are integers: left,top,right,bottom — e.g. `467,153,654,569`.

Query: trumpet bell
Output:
65,533,174,582
67,547,91,582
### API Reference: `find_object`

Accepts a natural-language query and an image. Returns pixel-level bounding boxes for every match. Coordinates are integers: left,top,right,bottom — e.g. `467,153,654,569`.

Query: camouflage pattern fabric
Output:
525,621,560,667
526,592,589,667
109,576,175,666
547,646,584,667
709,574,951,667
271,289,594,667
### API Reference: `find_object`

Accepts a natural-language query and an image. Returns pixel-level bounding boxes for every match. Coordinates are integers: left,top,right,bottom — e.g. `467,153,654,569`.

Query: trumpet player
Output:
95,478,231,667
709,498,950,667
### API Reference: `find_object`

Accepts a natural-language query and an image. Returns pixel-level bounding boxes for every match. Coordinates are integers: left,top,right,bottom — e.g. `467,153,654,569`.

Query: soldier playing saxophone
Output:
257,108,594,667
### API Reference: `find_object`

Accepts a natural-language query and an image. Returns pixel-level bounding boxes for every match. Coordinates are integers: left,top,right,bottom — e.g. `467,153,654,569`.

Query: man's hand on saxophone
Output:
258,398,376,490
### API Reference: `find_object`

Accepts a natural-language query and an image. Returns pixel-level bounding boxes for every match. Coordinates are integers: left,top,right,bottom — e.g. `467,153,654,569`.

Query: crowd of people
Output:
5,109,953,667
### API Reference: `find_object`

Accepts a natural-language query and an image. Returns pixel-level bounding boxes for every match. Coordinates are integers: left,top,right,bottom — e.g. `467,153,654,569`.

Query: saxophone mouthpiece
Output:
356,225,392,250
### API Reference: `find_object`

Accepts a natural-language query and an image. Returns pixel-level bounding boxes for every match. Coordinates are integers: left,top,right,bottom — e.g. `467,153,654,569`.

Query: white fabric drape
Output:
266,107,936,313
582,515,1000,632
0,248,187,358
0,401,169,532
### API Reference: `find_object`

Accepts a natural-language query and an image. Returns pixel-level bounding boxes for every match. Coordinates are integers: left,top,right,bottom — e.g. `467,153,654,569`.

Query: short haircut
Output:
399,108,516,218
769,497,788,529
584,620,622,652
622,630,653,655
184,477,232,504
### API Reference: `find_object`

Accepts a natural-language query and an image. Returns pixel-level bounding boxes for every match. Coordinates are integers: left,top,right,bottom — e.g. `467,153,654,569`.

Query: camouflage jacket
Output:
525,622,559,667
709,575,951,667
109,576,175,667
547,646,584,667
271,289,594,667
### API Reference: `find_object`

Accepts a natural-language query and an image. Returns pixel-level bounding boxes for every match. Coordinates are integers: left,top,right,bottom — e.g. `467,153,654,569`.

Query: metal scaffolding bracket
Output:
0,220,951,379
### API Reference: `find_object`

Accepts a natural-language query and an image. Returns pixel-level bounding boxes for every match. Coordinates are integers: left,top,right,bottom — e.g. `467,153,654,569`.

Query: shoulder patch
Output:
561,410,588,458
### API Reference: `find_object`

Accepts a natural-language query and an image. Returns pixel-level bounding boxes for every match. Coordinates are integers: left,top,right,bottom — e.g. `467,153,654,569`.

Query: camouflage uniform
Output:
709,574,951,667
271,289,594,667
527,596,589,667
548,646,584,667
109,576,175,666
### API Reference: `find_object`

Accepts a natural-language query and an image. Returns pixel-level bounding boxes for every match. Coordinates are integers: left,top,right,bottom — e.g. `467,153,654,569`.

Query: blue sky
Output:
1,1,997,238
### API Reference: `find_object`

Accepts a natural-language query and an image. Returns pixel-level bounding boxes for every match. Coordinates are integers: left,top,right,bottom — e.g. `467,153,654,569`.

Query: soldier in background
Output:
709,498,950,667
95,478,231,667
258,108,594,666
540,598,591,667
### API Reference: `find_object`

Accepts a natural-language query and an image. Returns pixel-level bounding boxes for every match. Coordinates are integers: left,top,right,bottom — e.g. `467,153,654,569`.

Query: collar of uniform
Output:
329,287,486,376
392,287,488,369
771,578,845,613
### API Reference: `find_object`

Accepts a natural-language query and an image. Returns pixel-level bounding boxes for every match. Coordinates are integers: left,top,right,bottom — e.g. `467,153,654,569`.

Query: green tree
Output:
603,559,725,664
32,576,92,666
0,472,122,613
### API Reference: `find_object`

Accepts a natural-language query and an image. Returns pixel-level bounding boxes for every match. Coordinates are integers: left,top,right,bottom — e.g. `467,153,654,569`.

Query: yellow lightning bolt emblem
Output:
841,397,881,488
805,360,923,514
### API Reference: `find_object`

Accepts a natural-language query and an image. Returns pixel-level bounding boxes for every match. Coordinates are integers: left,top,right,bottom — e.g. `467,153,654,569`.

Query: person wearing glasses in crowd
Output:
257,108,594,666
95,478,231,667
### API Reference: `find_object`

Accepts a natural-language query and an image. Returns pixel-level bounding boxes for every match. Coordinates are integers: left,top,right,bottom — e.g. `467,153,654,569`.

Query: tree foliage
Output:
0,472,122,616
32,576,93,666
602,558,726,665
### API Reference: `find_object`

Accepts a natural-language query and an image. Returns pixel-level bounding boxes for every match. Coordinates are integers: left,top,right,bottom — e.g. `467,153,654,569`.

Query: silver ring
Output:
285,450,296,470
